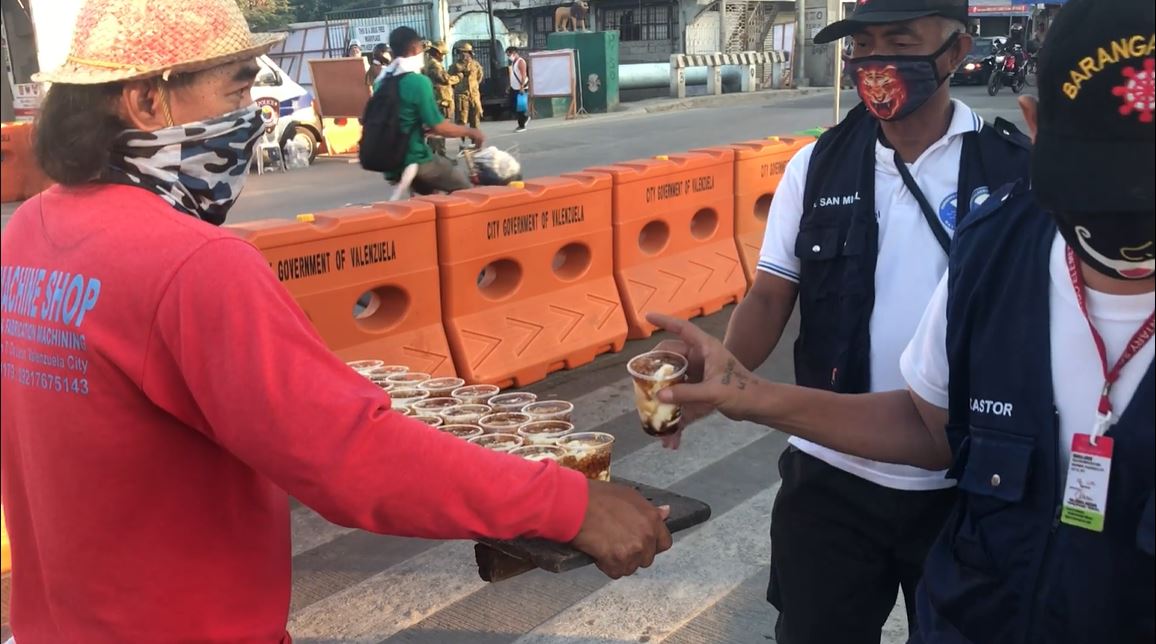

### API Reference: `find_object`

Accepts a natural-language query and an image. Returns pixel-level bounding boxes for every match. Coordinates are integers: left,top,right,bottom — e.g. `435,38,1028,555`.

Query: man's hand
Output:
649,336,715,450
645,312,760,424
570,480,673,579
468,128,486,147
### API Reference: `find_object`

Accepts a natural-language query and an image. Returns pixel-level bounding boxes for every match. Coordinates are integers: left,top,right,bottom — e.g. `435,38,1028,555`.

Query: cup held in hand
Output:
627,350,688,437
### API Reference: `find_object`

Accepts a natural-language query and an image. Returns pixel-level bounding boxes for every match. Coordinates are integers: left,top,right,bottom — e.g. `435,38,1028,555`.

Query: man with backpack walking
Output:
362,27,482,195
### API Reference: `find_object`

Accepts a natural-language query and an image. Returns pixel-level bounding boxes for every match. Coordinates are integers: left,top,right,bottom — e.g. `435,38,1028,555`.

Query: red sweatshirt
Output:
0,184,588,643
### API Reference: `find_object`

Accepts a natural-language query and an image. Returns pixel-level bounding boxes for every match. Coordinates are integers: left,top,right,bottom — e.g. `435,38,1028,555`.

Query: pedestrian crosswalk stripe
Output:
513,483,780,644
287,413,770,641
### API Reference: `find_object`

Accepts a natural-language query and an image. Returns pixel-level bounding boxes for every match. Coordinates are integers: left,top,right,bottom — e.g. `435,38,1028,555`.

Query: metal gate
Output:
324,4,434,58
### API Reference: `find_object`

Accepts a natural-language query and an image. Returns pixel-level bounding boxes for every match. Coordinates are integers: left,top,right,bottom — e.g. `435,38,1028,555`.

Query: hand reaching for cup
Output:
644,312,760,448
646,338,713,450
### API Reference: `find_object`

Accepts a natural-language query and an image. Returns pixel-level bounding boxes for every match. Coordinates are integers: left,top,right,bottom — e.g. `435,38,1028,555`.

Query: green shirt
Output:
386,72,444,179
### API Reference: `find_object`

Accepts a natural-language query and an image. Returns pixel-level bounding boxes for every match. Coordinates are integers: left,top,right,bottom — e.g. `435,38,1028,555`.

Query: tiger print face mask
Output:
103,105,265,225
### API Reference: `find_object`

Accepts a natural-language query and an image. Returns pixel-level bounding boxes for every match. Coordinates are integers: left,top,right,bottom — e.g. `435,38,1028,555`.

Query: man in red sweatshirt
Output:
0,1,671,641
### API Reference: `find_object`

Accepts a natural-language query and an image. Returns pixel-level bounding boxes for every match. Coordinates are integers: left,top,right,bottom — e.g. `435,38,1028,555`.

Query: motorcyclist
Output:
1002,23,1027,72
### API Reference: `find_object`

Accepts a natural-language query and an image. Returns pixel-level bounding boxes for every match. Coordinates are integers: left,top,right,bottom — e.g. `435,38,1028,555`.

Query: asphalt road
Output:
0,85,1030,642
0,86,1028,228
226,85,1029,225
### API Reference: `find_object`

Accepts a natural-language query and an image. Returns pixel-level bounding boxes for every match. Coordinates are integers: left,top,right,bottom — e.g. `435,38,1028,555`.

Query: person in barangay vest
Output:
659,0,1031,642
452,42,486,136
646,0,1155,641
0,4,674,641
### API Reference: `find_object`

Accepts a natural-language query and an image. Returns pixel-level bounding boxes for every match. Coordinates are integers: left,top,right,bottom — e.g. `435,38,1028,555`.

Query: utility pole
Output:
486,0,499,79
719,0,727,53
795,0,806,86
832,3,843,123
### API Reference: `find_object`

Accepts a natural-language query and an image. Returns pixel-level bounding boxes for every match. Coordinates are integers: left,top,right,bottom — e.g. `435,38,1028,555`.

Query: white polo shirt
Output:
758,99,985,491
902,231,1154,471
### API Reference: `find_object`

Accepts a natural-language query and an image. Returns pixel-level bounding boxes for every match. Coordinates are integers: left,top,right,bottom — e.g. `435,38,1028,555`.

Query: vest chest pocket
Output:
958,427,1034,504
951,427,1036,574
794,225,841,262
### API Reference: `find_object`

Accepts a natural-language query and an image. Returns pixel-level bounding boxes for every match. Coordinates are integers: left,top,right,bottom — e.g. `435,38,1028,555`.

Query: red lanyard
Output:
1065,245,1156,440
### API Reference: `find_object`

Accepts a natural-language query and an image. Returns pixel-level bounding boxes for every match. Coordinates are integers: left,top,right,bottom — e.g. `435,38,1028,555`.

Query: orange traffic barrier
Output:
420,173,628,387
228,201,456,376
589,149,745,339
1,121,55,203
722,135,814,283
1,122,33,203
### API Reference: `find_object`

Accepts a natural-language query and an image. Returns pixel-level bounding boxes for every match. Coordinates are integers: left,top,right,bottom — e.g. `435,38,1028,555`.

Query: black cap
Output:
1032,0,1154,213
813,0,968,44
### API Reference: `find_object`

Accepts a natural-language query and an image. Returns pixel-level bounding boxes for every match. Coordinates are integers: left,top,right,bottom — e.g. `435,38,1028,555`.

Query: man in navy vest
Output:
661,0,1029,641
647,0,1154,640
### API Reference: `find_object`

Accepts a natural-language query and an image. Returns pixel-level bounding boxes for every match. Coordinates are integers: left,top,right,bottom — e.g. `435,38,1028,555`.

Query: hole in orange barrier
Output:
638,220,671,256
477,259,523,300
755,194,774,222
552,243,592,281
690,208,719,241
353,286,410,331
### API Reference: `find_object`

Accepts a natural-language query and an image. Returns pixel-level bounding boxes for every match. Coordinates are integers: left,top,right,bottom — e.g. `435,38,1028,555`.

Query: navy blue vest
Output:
796,103,1031,393
915,182,1155,644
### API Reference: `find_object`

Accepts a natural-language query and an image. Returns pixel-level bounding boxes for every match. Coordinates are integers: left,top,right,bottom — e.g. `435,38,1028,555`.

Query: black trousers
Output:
508,89,528,128
769,447,956,644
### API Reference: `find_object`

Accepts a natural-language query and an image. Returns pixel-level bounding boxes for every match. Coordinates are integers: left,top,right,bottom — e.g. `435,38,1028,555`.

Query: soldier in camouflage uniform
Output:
451,43,485,137
423,41,460,157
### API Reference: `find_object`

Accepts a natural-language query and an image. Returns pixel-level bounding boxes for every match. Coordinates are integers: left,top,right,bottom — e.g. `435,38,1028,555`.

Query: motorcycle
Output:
986,45,1027,96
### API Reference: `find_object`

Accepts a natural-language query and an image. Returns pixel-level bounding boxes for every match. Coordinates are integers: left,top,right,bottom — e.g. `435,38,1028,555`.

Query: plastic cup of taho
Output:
627,350,689,437
557,432,615,481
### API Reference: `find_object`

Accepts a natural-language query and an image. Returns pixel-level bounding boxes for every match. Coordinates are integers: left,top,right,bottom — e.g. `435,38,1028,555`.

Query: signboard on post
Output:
13,83,43,121
803,7,826,44
528,49,579,119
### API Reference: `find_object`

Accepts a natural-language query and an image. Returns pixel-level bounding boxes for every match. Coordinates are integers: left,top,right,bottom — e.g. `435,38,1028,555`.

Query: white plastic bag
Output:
470,146,522,186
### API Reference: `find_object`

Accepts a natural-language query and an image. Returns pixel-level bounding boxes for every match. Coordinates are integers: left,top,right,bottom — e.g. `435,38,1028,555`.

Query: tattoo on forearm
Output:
721,359,749,390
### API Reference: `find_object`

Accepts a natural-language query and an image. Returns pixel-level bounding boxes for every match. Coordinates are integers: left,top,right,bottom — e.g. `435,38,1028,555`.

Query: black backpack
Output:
359,72,412,173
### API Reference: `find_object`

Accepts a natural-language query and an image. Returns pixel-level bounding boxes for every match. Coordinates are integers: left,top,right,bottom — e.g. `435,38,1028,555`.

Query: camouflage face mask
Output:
102,105,265,225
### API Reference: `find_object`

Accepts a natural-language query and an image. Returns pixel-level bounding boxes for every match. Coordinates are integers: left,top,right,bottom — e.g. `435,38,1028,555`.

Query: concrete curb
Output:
480,87,835,140
628,87,834,114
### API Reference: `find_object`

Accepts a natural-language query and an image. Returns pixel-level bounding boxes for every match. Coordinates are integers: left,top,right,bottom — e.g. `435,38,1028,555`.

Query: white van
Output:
252,55,322,164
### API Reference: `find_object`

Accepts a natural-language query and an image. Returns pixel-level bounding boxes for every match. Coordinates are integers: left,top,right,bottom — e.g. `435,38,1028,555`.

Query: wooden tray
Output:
474,478,711,581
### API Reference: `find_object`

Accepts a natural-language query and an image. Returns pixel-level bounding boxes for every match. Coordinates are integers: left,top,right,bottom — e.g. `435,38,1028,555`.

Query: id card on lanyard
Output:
1059,245,1156,532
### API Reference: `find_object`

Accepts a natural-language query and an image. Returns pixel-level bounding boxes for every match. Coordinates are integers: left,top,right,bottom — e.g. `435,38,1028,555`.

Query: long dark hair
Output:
35,74,196,186
34,83,125,186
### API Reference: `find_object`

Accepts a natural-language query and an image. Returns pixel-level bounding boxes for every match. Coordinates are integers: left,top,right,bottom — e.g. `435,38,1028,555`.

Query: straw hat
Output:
458,43,474,53
34,0,284,85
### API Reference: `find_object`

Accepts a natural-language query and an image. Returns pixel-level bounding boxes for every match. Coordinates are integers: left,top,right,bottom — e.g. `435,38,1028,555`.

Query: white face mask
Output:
392,52,426,74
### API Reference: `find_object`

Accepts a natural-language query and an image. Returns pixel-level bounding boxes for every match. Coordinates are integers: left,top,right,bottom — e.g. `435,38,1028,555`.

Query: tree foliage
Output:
236,0,294,31
239,0,398,28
